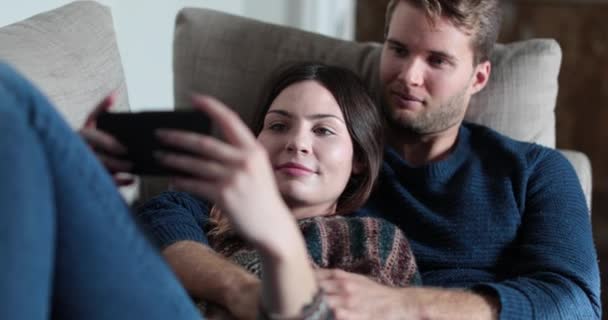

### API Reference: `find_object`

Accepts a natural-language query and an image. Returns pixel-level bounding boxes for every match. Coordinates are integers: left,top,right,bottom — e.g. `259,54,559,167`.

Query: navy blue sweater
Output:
137,122,601,320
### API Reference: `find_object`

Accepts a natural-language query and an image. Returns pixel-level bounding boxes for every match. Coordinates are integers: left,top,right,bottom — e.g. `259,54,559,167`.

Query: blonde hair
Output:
384,0,502,64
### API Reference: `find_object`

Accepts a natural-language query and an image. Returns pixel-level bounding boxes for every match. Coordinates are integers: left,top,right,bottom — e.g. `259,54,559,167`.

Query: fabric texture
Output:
356,123,600,320
139,197,421,320
0,62,200,320
173,8,558,147
210,216,421,288
0,1,129,129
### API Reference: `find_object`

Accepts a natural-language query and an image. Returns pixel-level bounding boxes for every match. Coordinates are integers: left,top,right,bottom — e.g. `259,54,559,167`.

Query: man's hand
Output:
316,269,499,320
79,92,134,186
316,269,413,320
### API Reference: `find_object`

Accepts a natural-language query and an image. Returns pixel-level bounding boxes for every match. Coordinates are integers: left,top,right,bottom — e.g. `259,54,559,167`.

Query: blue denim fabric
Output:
0,63,202,320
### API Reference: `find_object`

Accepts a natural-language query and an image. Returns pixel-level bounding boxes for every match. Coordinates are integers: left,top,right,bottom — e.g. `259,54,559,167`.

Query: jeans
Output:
0,63,202,319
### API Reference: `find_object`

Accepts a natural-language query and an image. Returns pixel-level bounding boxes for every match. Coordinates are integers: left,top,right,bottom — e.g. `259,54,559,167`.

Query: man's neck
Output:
388,124,461,167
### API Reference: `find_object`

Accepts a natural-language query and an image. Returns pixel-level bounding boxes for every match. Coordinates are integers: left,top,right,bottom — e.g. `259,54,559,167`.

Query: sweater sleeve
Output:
473,148,601,320
136,191,211,248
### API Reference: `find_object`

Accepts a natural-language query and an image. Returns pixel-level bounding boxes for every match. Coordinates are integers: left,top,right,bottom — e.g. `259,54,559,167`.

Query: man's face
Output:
379,0,490,136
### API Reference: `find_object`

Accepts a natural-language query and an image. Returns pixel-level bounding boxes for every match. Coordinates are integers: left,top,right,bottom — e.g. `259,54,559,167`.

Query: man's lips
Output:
391,90,425,106
275,162,315,176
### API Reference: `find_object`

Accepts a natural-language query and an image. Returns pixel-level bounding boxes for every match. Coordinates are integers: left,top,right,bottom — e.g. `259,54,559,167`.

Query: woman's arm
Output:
155,95,322,318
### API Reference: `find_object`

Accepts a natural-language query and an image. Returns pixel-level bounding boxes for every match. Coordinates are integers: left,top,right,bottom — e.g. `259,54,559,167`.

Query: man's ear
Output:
470,60,491,95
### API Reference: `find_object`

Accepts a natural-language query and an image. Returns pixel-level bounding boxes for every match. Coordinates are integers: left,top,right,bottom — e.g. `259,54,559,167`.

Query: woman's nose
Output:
285,132,311,154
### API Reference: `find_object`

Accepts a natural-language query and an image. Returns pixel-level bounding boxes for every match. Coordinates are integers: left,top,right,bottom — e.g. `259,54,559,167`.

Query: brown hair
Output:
384,0,502,64
208,62,384,238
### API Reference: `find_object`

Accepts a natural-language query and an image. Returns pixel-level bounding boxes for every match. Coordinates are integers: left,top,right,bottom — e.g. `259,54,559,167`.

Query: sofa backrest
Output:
133,7,567,202
0,1,129,128
173,8,560,148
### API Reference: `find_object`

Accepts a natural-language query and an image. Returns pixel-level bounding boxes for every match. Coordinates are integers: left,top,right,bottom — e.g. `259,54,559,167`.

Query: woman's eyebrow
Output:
266,109,344,123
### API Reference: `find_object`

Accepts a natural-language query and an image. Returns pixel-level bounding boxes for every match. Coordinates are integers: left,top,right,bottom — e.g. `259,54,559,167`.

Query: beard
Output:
383,86,469,136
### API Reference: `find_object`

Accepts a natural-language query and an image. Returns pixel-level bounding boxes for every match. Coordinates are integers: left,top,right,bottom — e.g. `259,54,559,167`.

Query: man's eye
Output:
391,46,407,56
429,56,447,67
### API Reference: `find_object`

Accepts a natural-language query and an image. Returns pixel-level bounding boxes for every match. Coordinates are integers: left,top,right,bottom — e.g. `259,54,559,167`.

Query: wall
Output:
0,0,355,111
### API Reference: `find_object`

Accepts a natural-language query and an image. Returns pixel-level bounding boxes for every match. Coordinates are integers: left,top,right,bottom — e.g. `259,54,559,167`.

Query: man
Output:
312,1,601,319
82,0,601,319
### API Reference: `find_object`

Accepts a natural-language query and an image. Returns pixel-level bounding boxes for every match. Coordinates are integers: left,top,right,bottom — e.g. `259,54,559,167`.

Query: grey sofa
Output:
0,1,593,209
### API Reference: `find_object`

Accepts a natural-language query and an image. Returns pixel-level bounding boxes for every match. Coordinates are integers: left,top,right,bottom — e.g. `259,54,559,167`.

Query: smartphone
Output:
96,110,211,175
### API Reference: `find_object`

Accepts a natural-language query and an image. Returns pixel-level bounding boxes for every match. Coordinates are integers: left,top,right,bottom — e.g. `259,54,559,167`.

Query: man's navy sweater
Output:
137,123,601,319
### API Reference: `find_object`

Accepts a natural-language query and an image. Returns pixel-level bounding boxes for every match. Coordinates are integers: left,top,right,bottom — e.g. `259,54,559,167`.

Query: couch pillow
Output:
0,1,129,128
173,8,560,148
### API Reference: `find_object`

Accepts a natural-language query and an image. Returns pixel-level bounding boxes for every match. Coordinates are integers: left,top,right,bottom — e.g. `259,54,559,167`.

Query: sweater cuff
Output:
148,222,209,249
472,283,533,320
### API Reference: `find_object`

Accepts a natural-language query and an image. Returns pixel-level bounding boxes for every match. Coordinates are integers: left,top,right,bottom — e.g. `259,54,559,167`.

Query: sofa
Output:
0,1,593,210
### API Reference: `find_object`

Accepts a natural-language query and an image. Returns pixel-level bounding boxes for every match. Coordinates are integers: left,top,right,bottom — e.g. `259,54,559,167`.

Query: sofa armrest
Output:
558,149,592,212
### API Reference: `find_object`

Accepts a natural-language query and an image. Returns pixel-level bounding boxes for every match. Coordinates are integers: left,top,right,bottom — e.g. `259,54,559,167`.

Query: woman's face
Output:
257,80,356,219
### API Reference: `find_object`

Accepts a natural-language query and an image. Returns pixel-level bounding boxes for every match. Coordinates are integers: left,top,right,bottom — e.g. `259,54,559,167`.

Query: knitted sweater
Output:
208,216,420,319
136,122,601,320
355,122,601,319
210,216,420,287
138,196,421,320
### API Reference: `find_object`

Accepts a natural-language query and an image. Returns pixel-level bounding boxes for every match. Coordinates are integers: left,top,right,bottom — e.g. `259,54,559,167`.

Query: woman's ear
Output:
352,159,365,175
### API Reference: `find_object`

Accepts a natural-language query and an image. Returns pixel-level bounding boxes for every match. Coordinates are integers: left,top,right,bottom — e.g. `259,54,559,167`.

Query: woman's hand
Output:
79,93,134,186
155,95,295,251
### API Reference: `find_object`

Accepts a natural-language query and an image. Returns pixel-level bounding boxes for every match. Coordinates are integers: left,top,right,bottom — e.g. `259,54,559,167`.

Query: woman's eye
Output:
268,123,287,132
314,127,335,136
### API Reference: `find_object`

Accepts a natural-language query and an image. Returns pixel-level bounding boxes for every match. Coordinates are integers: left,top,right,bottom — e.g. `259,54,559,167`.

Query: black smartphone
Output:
96,110,211,175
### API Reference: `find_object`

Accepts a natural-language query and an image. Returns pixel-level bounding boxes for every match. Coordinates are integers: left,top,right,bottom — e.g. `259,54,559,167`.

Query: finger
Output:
98,154,133,173
191,94,257,147
84,91,118,127
80,127,128,155
155,129,241,164
315,268,343,281
155,151,232,180
319,281,342,295
333,308,360,320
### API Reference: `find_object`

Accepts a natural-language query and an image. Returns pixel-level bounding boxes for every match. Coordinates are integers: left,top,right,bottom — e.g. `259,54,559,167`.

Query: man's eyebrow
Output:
386,38,458,63
266,109,345,122
429,50,458,64
386,38,406,47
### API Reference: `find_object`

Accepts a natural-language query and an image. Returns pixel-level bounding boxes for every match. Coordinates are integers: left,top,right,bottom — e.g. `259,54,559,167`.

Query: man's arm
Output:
470,149,601,319
136,191,261,319
317,269,499,320
163,241,260,319
319,149,601,320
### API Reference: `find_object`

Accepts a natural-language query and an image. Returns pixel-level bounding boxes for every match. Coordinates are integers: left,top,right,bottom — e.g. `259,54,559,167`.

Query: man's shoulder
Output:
463,122,558,162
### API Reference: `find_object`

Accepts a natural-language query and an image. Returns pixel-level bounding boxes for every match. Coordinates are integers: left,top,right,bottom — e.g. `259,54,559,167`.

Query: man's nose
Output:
397,58,424,87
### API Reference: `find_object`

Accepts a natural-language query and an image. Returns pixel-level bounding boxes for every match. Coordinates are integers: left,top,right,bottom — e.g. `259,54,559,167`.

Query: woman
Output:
137,63,420,318
0,60,414,319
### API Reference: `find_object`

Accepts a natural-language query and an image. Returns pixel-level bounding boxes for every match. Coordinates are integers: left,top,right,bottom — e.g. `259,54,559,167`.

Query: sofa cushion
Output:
173,8,560,148
0,1,129,128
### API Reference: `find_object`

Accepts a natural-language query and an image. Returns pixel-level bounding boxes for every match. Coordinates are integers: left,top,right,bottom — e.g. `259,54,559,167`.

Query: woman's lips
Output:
275,162,315,176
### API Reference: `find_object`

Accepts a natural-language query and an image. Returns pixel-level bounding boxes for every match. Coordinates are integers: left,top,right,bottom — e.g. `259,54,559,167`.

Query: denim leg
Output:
0,63,203,320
